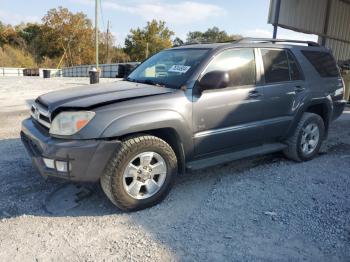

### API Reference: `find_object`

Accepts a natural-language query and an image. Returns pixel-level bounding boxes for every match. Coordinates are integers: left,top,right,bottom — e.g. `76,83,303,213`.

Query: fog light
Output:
55,161,70,172
43,158,55,169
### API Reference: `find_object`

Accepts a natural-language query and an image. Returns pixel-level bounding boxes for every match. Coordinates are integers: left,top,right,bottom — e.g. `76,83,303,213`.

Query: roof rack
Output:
236,38,320,47
174,38,320,47
173,40,216,47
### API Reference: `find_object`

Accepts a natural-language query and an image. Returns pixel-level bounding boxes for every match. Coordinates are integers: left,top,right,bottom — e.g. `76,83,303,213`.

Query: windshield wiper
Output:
126,77,136,82
141,79,166,87
126,77,167,87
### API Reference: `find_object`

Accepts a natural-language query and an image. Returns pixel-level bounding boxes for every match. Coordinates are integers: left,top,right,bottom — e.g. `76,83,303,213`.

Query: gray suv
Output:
21,38,346,211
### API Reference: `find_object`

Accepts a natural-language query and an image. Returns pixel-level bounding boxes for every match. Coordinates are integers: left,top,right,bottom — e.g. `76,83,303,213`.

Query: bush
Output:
0,44,37,67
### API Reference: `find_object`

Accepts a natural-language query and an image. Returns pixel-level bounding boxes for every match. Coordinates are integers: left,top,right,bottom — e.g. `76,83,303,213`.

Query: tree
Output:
17,23,43,59
41,7,95,66
124,20,174,61
186,27,241,43
111,48,130,63
99,31,115,64
173,37,184,46
0,24,26,48
0,21,5,46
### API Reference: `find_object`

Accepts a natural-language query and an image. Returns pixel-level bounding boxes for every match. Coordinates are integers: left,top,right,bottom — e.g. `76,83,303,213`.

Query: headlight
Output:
49,111,95,136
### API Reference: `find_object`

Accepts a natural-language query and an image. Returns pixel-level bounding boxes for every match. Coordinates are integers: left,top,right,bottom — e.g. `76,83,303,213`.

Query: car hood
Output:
36,80,175,112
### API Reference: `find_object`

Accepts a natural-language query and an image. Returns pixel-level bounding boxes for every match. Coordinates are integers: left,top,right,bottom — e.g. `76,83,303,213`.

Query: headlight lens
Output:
49,111,95,136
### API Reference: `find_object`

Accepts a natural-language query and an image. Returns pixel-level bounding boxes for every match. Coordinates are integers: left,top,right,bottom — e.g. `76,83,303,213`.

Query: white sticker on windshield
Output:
168,65,191,73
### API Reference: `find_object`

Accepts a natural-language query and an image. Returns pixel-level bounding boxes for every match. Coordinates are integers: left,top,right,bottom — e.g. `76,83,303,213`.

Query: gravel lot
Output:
0,76,349,261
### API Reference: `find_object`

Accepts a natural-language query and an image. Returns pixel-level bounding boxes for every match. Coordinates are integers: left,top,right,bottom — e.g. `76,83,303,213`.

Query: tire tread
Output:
100,135,177,211
283,112,324,162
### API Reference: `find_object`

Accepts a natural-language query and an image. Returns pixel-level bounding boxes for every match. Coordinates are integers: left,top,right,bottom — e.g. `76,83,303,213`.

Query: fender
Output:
284,95,333,139
100,109,193,157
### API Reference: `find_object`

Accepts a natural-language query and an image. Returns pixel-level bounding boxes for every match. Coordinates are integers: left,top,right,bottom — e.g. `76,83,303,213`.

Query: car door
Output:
258,48,307,141
192,48,265,157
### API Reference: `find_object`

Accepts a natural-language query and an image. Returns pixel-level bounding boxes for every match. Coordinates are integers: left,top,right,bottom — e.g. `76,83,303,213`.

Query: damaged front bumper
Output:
21,118,120,182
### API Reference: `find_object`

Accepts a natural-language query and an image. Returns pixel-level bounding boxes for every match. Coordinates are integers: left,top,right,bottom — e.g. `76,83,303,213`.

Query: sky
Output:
0,0,318,46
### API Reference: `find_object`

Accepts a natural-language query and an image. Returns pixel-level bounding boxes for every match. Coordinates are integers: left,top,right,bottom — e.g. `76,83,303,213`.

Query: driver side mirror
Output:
198,70,230,92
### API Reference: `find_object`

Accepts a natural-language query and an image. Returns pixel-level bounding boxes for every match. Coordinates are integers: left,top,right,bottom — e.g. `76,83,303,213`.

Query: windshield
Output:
127,48,210,88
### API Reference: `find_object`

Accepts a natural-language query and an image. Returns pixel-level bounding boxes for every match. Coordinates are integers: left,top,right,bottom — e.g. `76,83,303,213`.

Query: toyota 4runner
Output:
21,38,347,211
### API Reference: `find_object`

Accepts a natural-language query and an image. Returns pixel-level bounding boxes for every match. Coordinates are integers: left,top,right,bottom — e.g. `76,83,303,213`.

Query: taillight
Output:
335,77,345,98
341,78,346,99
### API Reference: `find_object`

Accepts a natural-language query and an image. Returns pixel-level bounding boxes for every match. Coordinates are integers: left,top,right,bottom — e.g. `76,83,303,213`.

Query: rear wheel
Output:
283,112,325,162
101,135,177,211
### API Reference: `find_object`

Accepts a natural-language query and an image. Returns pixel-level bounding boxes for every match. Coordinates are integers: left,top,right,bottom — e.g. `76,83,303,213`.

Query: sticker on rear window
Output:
168,65,191,73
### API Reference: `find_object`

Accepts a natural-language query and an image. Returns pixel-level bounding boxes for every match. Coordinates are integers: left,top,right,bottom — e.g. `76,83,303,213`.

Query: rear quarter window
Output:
301,50,339,77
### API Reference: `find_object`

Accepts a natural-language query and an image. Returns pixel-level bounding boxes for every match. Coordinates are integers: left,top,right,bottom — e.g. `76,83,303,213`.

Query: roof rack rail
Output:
173,38,320,47
173,40,216,47
236,38,320,47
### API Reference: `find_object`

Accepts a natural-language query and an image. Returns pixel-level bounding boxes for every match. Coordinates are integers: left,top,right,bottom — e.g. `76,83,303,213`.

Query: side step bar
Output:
186,143,287,170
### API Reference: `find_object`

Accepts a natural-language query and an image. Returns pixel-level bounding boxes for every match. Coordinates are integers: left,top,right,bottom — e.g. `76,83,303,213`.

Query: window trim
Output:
198,47,258,89
260,48,292,85
286,50,305,81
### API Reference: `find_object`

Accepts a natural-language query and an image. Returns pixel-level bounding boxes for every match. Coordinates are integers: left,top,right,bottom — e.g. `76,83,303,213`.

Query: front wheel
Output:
283,112,325,162
101,135,177,211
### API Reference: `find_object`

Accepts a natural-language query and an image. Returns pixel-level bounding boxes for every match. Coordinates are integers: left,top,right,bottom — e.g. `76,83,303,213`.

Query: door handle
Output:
294,86,305,93
248,90,262,98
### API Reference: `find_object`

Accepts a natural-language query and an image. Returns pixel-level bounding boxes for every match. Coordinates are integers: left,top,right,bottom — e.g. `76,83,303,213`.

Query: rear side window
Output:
204,48,256,87
287,51,303,81
302,51,339,77
261,49,290,83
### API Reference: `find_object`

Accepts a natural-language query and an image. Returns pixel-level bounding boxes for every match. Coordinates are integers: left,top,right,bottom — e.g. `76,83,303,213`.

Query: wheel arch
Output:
304,103,330,134
286,98,332,139
119,128,187,175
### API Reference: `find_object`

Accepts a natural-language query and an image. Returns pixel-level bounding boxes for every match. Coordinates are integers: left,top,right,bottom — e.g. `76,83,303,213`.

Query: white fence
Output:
0,67,62,77
0,67,25,76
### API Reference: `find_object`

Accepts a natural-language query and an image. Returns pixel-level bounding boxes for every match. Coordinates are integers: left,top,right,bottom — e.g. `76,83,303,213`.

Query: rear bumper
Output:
21,118,120,182
332,100,347,120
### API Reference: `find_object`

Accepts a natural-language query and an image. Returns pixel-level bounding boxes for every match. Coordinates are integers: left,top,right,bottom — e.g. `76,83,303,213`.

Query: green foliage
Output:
0,24,26,48
124,20,174,61
187,27,242,43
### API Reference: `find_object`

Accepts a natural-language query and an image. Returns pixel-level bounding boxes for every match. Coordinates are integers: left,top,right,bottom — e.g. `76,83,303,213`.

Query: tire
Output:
100,135,177,211
283,112,325,162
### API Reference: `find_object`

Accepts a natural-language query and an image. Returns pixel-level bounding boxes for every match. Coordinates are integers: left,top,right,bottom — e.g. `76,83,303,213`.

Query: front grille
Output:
21,132,42,157
31,103,51,129
39,114,50,123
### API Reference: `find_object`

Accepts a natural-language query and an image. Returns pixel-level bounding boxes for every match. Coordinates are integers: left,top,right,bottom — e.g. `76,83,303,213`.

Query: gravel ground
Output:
0,76,349,261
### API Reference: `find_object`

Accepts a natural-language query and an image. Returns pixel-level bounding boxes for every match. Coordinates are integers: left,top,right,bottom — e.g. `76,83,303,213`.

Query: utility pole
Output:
272,0,281,39
106,20,110,64
95,0,99,69
145,42,149,59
